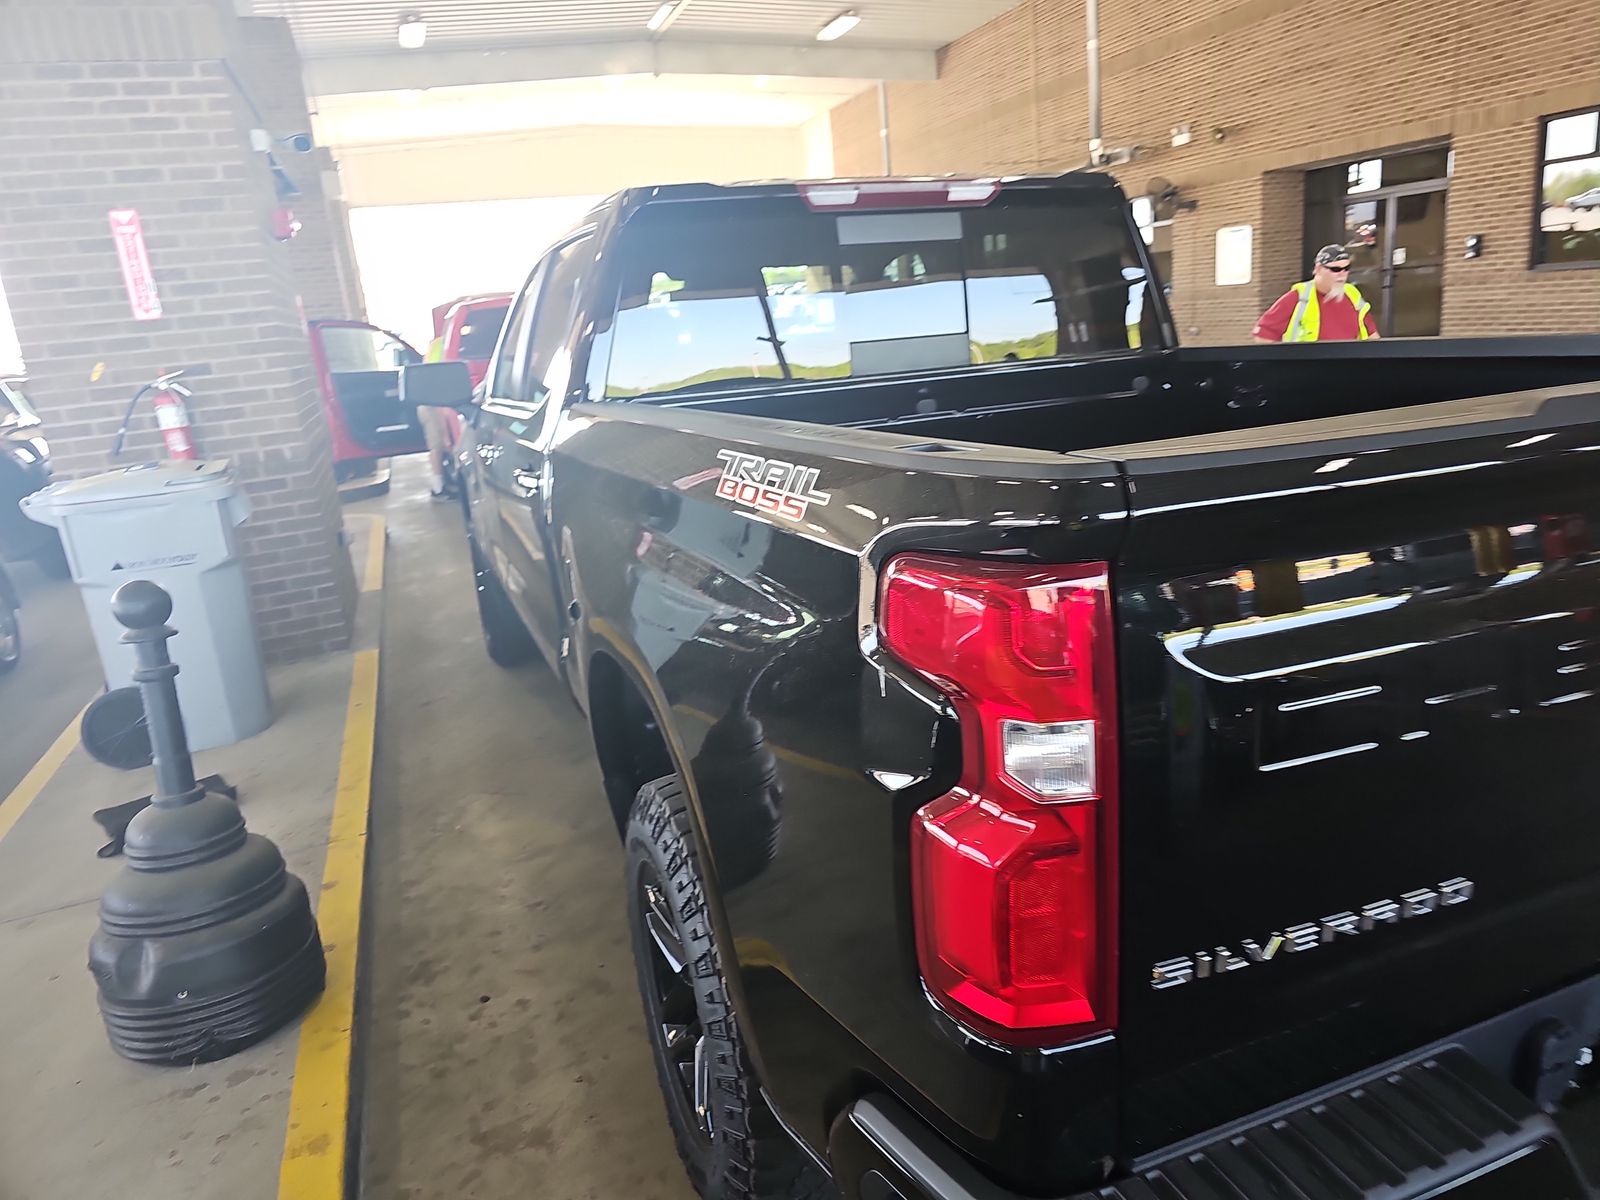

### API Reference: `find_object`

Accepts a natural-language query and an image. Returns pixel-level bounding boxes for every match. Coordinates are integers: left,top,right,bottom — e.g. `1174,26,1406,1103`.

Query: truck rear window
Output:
602,191,1159,401
455,305,508,360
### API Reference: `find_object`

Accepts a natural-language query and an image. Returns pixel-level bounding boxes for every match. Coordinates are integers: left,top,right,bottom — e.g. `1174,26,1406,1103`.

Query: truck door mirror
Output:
400,361,475,411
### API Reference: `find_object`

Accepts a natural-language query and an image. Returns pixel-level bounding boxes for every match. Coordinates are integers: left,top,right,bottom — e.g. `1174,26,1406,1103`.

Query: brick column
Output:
1156,173,1308,346
0,0,355,660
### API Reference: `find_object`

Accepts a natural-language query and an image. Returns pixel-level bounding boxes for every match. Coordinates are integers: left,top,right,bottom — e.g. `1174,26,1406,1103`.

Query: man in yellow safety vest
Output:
1253,244,1380,343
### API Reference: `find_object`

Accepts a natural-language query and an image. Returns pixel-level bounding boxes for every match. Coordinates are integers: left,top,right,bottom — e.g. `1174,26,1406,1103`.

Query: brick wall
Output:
0,1,356,661
832,0,1600,343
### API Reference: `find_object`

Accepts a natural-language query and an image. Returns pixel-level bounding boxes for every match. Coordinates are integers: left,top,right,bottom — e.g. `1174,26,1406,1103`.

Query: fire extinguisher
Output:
111,370,198,461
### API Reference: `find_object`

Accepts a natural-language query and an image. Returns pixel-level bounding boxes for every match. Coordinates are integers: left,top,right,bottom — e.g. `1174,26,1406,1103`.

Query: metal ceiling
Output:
250,0,1023,55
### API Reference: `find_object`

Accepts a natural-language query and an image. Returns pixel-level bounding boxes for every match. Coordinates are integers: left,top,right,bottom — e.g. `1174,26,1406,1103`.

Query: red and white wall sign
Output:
108,208,162,321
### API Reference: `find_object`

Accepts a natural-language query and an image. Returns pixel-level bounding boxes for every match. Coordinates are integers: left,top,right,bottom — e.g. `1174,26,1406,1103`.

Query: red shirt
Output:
1253,286,1378,341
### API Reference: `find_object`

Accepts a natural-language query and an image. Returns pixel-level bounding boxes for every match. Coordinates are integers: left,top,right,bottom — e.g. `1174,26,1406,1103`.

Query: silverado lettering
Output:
1150,876,1476,990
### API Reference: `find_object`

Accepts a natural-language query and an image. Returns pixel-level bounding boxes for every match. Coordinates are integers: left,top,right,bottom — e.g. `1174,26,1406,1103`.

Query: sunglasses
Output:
1324,263,1352,273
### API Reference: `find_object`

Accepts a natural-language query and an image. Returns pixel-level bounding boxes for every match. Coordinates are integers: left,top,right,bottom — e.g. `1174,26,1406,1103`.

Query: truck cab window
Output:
321,326,412,373
604,191,1156,402
455,305,509,360
521,235,595,409
489,266,544,401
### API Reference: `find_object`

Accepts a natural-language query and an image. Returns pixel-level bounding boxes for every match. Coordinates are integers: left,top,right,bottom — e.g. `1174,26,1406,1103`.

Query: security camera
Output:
281,132,315,154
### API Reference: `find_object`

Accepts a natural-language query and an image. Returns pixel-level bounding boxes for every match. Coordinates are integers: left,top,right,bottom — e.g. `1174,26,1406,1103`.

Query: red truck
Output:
427,293,512,386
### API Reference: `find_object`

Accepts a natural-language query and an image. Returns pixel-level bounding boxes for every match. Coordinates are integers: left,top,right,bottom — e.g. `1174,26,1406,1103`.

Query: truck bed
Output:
655,336,1600,460
550,354,1600,1193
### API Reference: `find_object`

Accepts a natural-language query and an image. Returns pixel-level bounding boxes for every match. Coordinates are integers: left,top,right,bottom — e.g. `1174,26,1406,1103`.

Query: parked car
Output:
305,320,426,484
1567,187,1600,211
406,175,1600,1200
0,376,68,576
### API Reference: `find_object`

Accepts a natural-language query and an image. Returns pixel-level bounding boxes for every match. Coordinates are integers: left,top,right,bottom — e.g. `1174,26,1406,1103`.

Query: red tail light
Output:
879,554,1118,1042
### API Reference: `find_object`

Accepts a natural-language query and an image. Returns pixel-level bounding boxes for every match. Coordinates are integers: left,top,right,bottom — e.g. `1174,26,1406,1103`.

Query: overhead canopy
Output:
247,0,1025,92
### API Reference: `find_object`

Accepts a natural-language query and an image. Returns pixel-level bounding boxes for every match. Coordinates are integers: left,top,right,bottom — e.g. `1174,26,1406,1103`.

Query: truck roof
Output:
611,170,1114,208
569,171,1124,240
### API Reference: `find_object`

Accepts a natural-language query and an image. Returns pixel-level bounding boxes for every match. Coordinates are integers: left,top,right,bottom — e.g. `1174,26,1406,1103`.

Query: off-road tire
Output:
625,775,834,1200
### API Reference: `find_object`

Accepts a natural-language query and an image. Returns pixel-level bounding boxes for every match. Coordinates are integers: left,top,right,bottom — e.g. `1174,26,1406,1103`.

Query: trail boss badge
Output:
714,449,832,522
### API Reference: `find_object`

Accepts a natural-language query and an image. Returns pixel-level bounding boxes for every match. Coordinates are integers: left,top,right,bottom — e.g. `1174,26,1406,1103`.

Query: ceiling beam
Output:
303,39,936,96
654,0,695,35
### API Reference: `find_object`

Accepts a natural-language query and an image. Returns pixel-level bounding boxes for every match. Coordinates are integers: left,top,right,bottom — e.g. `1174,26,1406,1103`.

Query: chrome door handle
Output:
511,468,541,497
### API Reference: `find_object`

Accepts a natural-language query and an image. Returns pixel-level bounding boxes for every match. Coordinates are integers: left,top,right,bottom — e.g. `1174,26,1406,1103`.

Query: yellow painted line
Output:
359,515,386,594
277,647,380,1200
0,704,89,845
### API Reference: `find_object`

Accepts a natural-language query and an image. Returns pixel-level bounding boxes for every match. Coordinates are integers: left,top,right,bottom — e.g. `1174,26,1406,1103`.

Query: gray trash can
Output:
22,460,271,752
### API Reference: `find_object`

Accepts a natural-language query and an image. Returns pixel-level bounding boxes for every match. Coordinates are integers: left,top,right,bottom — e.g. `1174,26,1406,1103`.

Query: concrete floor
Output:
0,558,103,798
356,459,693,1200
0,600,365,1200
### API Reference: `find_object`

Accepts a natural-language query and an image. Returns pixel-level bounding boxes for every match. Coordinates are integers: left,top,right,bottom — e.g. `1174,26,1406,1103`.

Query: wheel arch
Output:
583,633,790,1112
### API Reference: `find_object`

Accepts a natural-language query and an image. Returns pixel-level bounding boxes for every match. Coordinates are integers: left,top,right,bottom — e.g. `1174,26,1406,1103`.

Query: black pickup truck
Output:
403,173,1600,1200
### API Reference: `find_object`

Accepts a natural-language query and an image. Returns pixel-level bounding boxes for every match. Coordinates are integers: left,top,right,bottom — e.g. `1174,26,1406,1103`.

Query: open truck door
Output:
308,319,428,473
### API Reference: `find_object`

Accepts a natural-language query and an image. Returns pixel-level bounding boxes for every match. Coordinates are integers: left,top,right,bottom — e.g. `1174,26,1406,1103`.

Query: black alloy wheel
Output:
639,863,717,1145
625,775,834,1200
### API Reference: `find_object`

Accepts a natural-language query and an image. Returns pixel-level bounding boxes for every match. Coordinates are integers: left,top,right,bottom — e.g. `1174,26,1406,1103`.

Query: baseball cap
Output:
1315,244,1352,267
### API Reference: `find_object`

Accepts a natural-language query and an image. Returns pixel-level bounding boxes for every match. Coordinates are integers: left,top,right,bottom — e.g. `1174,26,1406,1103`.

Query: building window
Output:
1536,107,1600,267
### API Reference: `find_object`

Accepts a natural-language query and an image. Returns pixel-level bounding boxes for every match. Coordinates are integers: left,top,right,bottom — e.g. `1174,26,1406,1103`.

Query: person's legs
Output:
418,406,449,498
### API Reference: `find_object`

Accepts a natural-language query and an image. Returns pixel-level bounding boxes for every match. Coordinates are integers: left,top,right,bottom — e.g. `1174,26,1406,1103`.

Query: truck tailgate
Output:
1103,383,1600,1156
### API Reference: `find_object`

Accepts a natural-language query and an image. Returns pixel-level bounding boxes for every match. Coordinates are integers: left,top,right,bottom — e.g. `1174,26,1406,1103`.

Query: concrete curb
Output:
337,466,392,504
276,513,386,1200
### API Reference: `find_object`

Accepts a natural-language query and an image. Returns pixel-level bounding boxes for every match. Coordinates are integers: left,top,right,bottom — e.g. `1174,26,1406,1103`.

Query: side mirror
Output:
400,361,475,411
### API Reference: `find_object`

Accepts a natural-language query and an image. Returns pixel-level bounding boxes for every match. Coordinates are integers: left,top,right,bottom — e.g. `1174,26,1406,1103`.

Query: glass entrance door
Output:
1341,198,1386,325
1340,188,1447,336
1389,190,1446,337
1309,146,1450,336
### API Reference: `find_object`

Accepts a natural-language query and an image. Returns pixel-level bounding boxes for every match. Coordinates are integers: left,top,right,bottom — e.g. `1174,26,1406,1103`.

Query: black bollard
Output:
87,580,325,1064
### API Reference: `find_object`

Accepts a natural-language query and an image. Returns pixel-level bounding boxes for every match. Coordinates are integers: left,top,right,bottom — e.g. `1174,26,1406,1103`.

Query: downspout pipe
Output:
1086,0,1104,166
878,80,892,175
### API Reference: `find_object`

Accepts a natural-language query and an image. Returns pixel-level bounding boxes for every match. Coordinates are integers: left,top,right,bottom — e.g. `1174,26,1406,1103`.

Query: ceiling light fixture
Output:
397,12,427,49
646,2,677,31
816,10,860,41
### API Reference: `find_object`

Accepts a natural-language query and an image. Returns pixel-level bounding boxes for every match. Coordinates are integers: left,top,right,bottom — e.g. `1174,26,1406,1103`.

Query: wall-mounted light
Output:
397,12,427,49
646,2,677,31
816,10,861,41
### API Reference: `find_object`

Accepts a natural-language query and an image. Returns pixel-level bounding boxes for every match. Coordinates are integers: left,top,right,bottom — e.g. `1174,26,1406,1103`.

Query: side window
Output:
522,235,595,408
489,265,546,400
321,326,411,373
456,305,509,360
